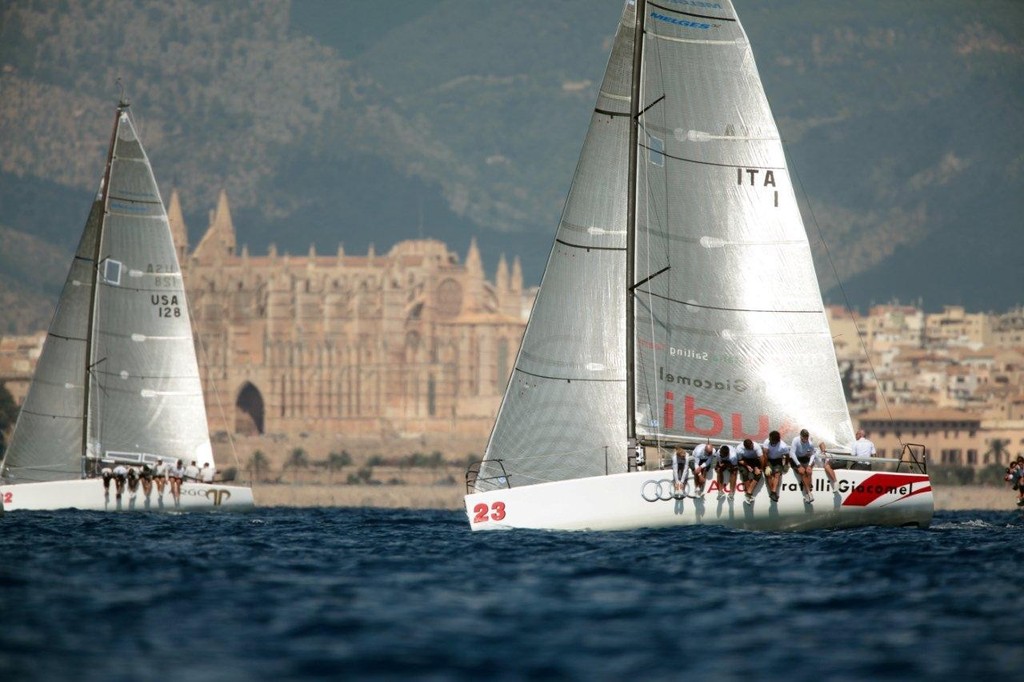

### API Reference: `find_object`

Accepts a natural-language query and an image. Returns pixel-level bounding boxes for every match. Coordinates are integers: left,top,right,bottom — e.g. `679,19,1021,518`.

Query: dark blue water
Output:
1,508,1021,681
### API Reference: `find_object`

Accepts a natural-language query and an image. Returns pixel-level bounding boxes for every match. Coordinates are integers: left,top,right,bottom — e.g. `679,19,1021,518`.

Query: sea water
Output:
0,507,1020,681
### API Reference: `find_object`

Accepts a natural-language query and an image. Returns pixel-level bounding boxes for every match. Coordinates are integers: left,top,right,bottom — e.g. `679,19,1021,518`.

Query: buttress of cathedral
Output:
168,190,529,442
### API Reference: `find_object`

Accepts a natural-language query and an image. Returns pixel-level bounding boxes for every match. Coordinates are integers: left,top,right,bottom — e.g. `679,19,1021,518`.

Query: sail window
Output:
647,134,665,166
104,259,123,285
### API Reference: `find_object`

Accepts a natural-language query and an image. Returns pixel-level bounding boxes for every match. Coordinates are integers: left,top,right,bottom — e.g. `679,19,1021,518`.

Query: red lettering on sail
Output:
658,393,793,441
685,395,723,436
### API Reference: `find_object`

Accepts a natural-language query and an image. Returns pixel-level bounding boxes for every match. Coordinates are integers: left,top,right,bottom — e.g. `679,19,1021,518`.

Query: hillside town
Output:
1,192,1021,481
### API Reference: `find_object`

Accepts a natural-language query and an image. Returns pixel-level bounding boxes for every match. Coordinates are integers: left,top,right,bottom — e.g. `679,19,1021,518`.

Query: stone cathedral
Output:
168,190,530,444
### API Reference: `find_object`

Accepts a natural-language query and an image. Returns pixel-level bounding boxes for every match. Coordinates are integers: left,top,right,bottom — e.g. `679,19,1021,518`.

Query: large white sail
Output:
632,1,854,450
480,4,639,487
2,105,214,485
1,202,101,481
86,107,215,469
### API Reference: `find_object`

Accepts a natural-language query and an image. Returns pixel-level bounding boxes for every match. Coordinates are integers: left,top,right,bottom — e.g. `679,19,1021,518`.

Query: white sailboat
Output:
464,0,932,531
0,99,254,512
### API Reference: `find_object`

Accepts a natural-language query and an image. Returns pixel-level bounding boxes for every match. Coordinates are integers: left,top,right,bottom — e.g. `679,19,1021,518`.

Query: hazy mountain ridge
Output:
1,0,1022,334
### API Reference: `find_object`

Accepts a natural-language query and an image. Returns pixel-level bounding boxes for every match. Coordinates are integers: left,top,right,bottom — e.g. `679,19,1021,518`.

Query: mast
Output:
79,99,126,475
625,0,646,449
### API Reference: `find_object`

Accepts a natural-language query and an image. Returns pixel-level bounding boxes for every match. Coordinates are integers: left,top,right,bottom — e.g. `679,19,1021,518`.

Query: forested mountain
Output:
1,0,1021,333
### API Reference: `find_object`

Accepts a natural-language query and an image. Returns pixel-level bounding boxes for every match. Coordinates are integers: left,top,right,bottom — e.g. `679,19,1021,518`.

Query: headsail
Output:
0,202,101,481
480,4,641,486
87,106,214,469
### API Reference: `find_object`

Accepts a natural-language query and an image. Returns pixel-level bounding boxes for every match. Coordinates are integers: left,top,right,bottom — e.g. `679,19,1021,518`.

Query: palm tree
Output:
325,451,352,484
984,438,1012,466
286,447,309,484
248,450,269,483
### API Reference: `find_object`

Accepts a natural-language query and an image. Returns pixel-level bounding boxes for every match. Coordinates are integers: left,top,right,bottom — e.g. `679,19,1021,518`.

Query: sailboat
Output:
0,99,254,512
464,0,932,531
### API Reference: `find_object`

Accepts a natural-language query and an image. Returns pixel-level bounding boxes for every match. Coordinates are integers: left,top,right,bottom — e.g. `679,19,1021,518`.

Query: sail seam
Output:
635,287,822,314
108,195,162,205
638,141,783,170
16,408,83,420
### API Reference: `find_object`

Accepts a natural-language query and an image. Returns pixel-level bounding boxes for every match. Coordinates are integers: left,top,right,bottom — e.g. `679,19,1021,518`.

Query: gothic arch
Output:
235,381,265,435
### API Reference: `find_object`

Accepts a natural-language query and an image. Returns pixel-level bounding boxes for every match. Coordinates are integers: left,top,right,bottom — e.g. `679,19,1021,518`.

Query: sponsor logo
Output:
641,479,678,502
839,474,931,508
650,11,712,30
661,392,794,441
205,488,232,505
659,366,748,392
668,346,708,360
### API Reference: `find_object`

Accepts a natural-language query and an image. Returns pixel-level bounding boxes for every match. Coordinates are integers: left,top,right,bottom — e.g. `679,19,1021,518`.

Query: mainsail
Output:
481,0,853,490
2,104,215,484
632,2,853,448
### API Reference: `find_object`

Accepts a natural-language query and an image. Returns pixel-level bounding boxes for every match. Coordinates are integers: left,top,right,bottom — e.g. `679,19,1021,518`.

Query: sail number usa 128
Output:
152,294,181,318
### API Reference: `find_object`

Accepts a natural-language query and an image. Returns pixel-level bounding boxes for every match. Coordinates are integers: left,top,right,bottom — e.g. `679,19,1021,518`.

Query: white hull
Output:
466,468,932,531
1,478,255,512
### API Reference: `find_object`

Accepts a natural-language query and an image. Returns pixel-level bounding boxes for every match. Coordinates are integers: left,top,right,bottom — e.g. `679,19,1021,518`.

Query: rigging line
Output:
185,287,244,472
638,141,783,170
787,147,900,449
513,367,625,384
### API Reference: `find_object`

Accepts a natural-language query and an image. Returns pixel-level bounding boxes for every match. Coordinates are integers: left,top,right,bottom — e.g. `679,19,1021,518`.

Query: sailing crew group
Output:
98,457,217,507
663,429,846,503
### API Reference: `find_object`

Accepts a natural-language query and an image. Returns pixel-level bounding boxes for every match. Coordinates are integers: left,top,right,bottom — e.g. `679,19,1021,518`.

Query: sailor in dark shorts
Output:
714,445,737,499
736,439,763,503
126,466,140,496
690,443,716,498
140,463,154,498
790,429,817,502
112,464,128,499
762,430,790,502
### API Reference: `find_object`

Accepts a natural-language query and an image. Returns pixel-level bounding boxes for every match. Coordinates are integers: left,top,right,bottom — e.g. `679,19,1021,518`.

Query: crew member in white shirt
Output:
851,430,876,470
762,430,790,502
790,429,818,502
